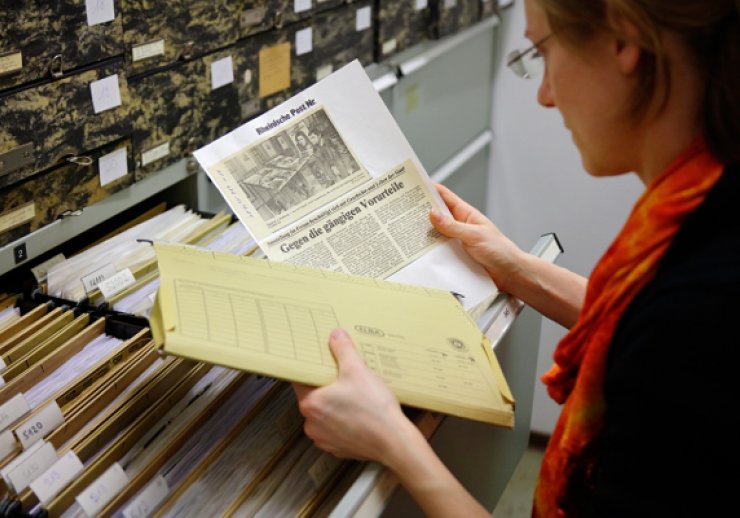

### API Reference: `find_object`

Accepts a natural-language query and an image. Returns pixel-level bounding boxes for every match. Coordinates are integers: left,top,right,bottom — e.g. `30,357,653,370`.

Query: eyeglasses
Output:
506,34,552,79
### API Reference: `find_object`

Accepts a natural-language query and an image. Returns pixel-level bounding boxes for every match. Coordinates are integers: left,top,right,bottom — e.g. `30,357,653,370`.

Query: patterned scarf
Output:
533,140,724,517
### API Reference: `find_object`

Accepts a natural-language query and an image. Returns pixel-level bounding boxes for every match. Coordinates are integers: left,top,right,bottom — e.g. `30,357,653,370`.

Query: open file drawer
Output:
325,234,561,516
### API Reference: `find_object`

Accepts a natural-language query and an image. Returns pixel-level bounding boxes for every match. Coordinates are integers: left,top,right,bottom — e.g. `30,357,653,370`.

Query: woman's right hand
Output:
430,184,523,293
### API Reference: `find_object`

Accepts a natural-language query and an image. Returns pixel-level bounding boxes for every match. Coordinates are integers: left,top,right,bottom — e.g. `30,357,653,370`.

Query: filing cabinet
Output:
0,0,124,93
0,58,132,189
312,0,375,82
0,139,134,247
374,0,431,61
432,0,481,38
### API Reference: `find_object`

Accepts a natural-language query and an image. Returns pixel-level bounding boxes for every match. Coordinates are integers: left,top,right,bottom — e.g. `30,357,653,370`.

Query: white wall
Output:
488,3,643,434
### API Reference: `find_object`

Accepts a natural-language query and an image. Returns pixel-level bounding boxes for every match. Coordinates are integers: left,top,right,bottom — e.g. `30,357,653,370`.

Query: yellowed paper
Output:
259,42,291,98
153,244,513,427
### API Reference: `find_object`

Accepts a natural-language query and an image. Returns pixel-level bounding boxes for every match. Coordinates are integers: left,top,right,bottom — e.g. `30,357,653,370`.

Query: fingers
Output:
430,207,480,243
435,183,465,208
328,328,363,371
292,382,314,401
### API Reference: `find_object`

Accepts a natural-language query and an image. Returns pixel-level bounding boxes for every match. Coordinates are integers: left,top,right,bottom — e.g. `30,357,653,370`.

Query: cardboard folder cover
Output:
151,243,514,427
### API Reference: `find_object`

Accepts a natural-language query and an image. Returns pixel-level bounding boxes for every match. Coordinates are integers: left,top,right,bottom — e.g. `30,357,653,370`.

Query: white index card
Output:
86,0,115,26
295,27,313,56
90,74,122,114
99,147,128,186
294,0,312,13
211,56,235,90
356,6,371,31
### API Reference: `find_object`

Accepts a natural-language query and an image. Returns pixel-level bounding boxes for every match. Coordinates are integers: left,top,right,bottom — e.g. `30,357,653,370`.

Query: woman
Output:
294,0,740,516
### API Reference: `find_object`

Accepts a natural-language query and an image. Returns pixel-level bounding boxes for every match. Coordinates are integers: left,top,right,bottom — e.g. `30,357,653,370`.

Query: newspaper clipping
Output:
194,61,498,311
264,160,446,279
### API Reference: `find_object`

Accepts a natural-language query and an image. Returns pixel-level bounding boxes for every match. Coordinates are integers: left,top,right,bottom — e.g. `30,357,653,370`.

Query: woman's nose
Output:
537,75,555,108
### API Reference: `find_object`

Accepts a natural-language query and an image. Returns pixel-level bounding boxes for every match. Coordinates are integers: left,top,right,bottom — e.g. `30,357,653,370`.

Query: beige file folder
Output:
151,243,514,427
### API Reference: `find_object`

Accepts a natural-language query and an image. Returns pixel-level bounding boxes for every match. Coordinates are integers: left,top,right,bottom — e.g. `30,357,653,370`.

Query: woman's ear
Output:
611,17,643,76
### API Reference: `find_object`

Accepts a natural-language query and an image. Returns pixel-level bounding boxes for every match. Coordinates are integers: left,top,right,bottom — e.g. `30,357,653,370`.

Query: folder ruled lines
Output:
174,279,339,366
359,340,497,406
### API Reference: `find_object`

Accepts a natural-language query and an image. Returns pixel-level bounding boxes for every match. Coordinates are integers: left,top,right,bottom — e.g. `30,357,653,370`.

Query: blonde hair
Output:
536,0,740,164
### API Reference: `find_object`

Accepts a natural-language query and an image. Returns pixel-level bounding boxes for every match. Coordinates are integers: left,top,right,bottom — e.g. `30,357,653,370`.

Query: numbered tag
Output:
90,74,122,114
30,451,83,505
132,39,165,62
211,56,234,90
355,6,371,31
30,253,66,284
15,402,64,450
6,441,58,493
141,142,170,167
308,453,341,489
99,147,128,186
0,430,17,461
0,393,31,433
123,476,169,518
76,463,129,517
81,263,117,293
86,0,115,26
294,0,311,13
97,268,136,300
295,27,313,56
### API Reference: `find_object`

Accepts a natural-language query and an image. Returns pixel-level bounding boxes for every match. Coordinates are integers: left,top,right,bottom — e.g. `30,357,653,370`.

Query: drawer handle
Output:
50,54,64,79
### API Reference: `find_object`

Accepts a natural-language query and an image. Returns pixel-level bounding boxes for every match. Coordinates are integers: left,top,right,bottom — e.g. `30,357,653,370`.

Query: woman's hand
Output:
293,329,414,465
293,329,491,517
430,184,523,293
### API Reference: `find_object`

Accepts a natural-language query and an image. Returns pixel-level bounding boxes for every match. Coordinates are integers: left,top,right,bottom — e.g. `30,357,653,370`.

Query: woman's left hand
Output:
293,329,412,464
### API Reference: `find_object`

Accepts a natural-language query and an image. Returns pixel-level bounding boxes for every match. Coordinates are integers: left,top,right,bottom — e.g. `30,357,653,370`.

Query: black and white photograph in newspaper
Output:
219,108,368,226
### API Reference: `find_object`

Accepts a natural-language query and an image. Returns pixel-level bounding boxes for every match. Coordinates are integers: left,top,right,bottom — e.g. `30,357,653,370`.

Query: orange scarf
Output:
533,140,724,517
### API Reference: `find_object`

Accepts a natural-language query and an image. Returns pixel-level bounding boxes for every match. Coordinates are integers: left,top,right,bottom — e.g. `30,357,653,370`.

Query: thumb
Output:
430,208,477,242
328,328,364,374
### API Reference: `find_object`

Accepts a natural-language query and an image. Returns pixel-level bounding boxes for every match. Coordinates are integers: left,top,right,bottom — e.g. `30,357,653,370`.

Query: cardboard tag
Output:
294,0,312,13
0,393,31,432
81,263,117,294
382,39,397,56
316,64,333,81
132,39,165,62
98,268,136,300
308,453,341,489
30,253,66,284
6,441,58,493
99,146,128,186
90,74,122,114
141,142,170,167
259,43,291,98
0,430,17,461
30,450,83,505
415,0,429,9
86,0,115,26
295,27,313,56
355,6,371,31
0,52,22,75
0,202,35,234
16,402,65,450
76,463,129,517
122,475,169,518
211,56,235,90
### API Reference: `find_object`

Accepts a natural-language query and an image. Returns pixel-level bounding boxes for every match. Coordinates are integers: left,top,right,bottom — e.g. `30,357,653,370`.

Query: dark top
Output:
585,163,740,517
